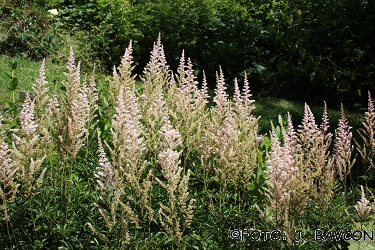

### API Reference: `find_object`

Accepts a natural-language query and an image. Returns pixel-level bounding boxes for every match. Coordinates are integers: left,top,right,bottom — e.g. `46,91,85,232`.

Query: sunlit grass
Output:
253,94,364,136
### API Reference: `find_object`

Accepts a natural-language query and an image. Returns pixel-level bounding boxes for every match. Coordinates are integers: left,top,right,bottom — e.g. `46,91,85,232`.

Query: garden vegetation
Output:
1,0,375,249
0,35,375,249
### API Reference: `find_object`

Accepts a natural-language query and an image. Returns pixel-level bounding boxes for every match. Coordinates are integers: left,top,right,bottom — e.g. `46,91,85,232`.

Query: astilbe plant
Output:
92,50,154,246
84,73,99,133
333,104,356,191
296,103,335,204
0,141,19,245
259,113,310,246
88,138,137,246
138,34,172,160
31,58,58,184
215,111,242,190
353,185,372,226
53,46,90,160
194,69,260,244
108,85,154,225
11,93,46,199
110,86,144,175
46,47,98,228
0,142,19,223
167,51,209,171
355,91,375,185
199,68,259,191
155,115,195,244
109,41,136,106
139,34,170,116
232,75,259,190
260,103,343,246
32,58,51,131
199,67,230,181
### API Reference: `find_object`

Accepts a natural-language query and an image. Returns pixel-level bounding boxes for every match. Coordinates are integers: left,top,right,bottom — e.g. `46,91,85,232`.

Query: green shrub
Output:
58,0,141,71
57,0,264,87
0,1,60,60
255,0,375,107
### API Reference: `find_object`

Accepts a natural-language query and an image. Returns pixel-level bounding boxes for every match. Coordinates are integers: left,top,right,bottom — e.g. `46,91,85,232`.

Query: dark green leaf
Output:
8,77,18,91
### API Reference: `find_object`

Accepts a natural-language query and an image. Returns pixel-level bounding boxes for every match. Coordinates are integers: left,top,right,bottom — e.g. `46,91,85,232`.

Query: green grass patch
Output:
253,95,364,136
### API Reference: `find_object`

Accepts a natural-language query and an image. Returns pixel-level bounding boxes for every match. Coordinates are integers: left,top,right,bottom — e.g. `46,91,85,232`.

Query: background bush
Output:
256,0,375,108
0,0,60,60
1,0,374,107
57,0,375,108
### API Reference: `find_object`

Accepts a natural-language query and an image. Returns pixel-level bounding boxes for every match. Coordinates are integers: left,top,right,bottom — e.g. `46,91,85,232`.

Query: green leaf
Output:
278,114,283,125
11,61,17,71
261,136,271,151
1,69,12,79
247,182,255,191
275,125,281,139
0,96,12,104
1,119,16,126
8,77,18,92
265,206,272,220
257,165,264,182
189,169,194,176
212,176,219,183
104,121,110,131
310,71,315,82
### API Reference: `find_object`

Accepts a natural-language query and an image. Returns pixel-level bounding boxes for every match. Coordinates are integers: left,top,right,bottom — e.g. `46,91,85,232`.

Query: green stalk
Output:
5,218,12,248
65,157,73,225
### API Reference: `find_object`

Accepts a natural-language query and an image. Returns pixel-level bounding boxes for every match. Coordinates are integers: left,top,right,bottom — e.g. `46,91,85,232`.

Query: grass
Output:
253,95,365,136
0,54,65,95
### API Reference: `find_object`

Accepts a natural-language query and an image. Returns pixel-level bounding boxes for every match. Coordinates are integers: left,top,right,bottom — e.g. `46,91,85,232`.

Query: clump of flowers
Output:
354,185,372,225
259,113,310,246
355,91,375,184
199,68,259,191
156,116,195,243
53,46,90,160
88,138,136,246
11,93,47,199
0,142,19,222
333,104,356,191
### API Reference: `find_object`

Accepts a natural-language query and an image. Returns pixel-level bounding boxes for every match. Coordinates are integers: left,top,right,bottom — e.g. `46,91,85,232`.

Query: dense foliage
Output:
257,0,375,107
1,0,374,104
55,0,375,107
0,0,60,60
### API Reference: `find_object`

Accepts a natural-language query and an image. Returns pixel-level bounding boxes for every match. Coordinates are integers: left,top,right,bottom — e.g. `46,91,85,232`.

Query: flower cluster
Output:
355,91,375,179
54,47,91,159
11,93,47,199
333,105,355,189
156,116,194,243
354,185,372,223
0,142,19,222
261,113,309,245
